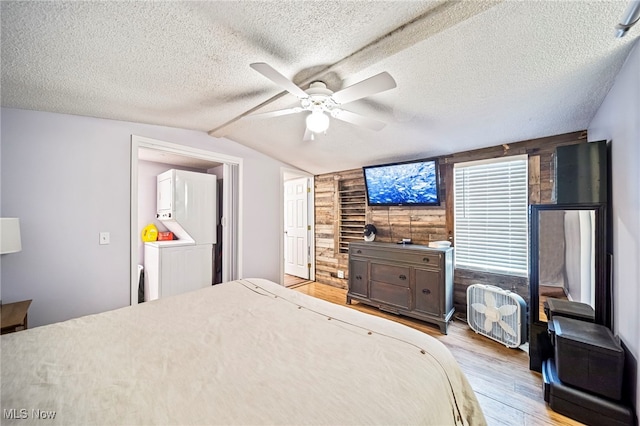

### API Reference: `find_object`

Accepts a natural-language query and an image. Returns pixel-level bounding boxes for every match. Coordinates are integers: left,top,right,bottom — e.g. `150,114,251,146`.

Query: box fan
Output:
467,284,526,348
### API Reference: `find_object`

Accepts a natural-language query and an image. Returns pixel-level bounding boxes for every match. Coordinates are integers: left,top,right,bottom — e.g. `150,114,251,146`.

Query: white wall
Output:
0,108,291,327
588,38,640,416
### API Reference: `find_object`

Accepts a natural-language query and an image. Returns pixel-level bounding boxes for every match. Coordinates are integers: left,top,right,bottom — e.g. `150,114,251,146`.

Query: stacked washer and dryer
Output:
144,169,217,301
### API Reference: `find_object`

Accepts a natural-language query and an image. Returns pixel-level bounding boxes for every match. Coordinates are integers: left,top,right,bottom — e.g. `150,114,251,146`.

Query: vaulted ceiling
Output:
1,1,637,174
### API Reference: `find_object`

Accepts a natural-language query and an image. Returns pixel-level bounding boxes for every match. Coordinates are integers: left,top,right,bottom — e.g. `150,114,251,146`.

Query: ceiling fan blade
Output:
249,107,302,119
331,72,397,105
332,109,387,131
250,63,309,99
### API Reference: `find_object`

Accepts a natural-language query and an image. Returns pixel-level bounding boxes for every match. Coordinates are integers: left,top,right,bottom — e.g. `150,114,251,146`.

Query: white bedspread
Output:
1,278,486,425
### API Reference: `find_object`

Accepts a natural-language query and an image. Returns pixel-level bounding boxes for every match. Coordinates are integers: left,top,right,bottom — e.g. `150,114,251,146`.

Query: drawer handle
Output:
399,274,407,280
355,275,362,280
422,289,431,295
356,249,362,254
423,257,430,263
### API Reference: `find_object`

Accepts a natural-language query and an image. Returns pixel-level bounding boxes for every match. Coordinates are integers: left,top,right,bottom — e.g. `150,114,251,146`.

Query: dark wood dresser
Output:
347,242,454,333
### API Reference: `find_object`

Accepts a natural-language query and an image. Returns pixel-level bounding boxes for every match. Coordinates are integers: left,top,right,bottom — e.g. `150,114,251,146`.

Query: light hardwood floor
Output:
284,274,313,288
293,282,584,426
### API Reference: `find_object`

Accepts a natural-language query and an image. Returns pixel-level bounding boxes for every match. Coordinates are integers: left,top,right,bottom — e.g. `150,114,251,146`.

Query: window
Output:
454,155,528,276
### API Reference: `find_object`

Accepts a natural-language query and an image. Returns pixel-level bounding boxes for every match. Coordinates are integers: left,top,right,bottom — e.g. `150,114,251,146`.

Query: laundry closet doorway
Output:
130,135,241,306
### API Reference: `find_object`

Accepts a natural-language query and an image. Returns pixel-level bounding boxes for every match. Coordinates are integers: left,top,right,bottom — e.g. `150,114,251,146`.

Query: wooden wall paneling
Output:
314,130,589,313
367,206,446,245
528,155,541,204
332,176,340,256
314,175,337,287
539,152,555,203
315,170,366,288
443,130,586,165
338,175,366,254
443,163,454,244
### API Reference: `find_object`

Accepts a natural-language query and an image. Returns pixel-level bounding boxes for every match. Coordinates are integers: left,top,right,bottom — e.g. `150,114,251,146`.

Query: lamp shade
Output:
0,218,22,254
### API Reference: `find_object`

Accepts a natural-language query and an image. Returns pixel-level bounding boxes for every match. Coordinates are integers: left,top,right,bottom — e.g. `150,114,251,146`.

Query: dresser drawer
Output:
349,245,381,258
370,281,411,310
370,263,410,287
401,252,442,267
350,245,442,267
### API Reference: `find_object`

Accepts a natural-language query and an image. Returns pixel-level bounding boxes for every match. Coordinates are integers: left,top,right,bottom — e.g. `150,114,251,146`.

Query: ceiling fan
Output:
249,62,397,140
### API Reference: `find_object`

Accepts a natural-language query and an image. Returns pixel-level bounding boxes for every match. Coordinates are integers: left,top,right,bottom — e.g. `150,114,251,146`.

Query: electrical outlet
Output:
337,270,345,279
99,232,110,245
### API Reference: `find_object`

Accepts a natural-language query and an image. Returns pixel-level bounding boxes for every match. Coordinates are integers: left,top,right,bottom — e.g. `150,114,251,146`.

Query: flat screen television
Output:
363,158,440,206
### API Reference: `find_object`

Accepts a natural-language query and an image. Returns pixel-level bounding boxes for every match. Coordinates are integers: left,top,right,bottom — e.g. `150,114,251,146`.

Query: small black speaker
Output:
555,141,607,204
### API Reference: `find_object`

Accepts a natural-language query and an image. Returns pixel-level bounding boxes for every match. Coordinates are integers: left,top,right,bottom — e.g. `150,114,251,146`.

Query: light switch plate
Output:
99,232,110,245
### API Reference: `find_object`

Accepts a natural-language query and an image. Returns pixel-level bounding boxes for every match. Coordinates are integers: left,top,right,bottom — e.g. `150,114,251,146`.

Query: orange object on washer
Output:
157,231,174,241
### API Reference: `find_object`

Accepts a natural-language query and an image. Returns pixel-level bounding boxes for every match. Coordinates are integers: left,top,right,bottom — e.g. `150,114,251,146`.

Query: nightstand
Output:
1,299,33,334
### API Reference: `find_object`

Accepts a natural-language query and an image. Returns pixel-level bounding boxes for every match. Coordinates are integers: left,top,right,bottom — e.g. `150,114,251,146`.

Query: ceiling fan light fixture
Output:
249,63,397,139
306,110,330,133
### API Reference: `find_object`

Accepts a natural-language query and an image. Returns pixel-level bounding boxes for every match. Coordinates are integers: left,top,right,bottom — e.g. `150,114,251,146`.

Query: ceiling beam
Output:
208,0,503,138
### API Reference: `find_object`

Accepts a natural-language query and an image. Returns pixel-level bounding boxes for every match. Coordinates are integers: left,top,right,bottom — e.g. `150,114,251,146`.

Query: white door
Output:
284,177,309,279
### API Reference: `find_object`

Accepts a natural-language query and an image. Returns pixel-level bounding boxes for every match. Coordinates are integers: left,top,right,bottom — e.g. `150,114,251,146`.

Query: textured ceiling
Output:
1,1,638,174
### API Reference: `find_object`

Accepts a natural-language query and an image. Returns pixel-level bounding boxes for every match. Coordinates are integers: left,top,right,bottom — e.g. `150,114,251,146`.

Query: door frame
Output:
130,135,243,305
280,167,315,284
283,177,310,279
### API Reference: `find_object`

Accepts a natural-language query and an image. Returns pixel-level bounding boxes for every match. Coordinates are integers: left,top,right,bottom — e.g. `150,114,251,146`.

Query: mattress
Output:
1,278,486,425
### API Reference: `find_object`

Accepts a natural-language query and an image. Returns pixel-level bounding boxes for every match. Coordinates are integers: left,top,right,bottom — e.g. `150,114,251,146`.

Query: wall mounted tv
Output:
363,158,441,206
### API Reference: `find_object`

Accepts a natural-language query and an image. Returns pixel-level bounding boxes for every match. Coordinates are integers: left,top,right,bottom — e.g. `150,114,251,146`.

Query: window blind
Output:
454,156,528,276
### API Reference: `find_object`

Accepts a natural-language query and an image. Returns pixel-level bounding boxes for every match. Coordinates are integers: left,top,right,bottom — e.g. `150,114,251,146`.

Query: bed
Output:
1,278,486,425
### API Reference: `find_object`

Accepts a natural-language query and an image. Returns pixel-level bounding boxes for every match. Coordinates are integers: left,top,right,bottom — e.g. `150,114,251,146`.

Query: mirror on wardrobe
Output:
529,203,609,371
529,203,608,327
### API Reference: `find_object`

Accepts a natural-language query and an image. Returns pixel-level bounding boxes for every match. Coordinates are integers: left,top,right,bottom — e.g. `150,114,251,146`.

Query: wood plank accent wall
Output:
314,130,588,313
338,177,366,254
